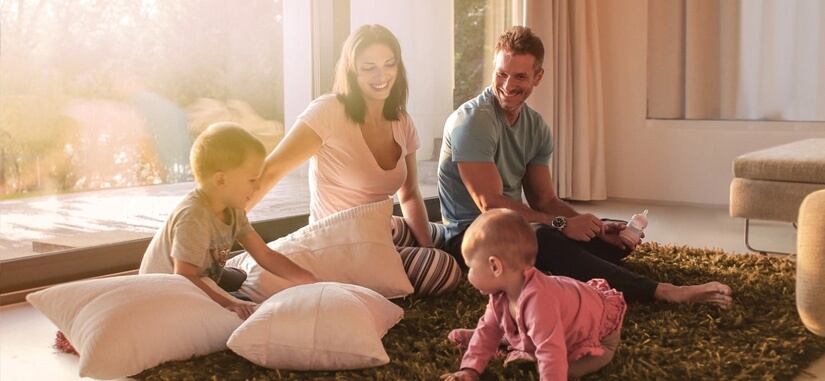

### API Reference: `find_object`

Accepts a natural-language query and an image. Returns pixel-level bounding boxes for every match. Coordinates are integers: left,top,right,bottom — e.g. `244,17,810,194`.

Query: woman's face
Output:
354,43,398,104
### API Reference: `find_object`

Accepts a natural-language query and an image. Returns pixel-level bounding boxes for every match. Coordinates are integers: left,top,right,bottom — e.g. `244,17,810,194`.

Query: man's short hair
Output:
495,26,545,72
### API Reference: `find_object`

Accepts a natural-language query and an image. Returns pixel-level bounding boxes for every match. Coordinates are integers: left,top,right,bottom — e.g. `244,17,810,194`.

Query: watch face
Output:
552,216,566,230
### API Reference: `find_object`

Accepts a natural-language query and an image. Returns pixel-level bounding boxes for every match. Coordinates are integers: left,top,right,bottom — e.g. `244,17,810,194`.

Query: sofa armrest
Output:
797,189,825,336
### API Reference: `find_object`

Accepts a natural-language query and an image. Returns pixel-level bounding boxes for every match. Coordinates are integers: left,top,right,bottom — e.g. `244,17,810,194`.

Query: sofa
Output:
797,189,825,337
730,139,825,254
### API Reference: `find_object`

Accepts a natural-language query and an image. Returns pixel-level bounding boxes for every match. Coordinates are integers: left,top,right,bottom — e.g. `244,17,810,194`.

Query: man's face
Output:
490,51,543,112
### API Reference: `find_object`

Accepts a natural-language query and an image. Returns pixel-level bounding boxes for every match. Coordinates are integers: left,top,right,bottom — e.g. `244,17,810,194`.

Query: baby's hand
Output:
226,300,258,320
440,369,479,381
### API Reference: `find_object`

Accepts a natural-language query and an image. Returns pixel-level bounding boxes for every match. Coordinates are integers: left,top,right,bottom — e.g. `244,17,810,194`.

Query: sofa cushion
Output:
733,139,825,184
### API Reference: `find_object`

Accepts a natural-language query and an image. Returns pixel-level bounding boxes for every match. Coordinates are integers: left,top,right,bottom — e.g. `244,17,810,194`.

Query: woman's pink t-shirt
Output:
298,94,421,222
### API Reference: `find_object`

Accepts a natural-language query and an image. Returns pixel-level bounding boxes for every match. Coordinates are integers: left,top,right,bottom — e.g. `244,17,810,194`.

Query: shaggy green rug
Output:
135,243,824,381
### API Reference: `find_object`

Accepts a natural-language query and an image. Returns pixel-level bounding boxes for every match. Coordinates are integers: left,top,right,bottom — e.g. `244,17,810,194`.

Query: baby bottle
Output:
620,209,648,242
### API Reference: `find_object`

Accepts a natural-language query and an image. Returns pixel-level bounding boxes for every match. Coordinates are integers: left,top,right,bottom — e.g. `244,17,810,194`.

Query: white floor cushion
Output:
227,197,414,302
227,282,403,370
26,274,242,379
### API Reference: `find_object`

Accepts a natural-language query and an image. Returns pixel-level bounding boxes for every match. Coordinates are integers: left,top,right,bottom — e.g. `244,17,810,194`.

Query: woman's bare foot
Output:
654,281,733,309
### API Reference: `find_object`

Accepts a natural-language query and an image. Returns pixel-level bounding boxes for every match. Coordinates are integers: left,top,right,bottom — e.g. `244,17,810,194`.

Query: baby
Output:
140,122,316,319
441,209,626,381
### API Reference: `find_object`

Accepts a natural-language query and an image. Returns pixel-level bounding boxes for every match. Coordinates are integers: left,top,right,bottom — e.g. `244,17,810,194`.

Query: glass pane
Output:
0,0,517,264
453,0,516,109
0,0,286,259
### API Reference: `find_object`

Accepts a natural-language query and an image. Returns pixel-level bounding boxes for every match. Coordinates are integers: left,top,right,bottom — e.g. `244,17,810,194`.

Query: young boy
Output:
440,209,627,381
139,122,317,320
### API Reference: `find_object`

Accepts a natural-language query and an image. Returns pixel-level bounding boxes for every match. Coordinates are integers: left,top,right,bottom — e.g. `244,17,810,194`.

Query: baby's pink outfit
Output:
459,267,626,381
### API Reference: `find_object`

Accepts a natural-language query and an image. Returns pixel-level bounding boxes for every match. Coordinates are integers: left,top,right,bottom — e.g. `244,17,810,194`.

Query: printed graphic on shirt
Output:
205,237,233,282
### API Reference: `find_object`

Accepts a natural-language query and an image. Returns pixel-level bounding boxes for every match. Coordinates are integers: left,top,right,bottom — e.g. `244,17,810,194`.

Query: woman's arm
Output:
396,152,435,247
246,121,322,211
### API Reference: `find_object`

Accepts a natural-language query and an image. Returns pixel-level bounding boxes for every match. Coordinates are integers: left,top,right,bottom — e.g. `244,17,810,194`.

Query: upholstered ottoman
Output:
730,138,825,253
797,189,825,336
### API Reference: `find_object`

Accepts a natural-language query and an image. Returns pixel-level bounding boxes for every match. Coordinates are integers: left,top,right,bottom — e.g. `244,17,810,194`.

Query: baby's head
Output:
462,209,538,273
190,122,266,208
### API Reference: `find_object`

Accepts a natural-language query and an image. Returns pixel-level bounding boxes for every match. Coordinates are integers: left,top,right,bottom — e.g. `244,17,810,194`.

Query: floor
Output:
1,199,820,380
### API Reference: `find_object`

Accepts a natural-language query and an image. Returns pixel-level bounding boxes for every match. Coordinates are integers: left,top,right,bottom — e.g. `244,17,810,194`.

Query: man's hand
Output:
599,220,643,250
226,300,258,320
560,213,603,241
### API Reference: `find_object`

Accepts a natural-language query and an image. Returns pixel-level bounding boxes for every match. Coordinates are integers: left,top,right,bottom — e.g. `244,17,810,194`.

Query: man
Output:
437,26,732,307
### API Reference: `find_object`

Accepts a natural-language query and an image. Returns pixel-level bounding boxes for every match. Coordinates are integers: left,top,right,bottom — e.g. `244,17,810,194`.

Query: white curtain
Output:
651,0,825,121
735,0,825,121
526,0,607,201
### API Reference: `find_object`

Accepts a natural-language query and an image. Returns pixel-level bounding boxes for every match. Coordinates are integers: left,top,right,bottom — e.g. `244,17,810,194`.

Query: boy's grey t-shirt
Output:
438,87,553,239
139,188,254,282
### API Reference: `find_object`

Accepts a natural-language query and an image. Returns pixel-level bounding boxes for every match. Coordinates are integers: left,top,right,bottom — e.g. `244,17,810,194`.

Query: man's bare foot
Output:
654,281,733,309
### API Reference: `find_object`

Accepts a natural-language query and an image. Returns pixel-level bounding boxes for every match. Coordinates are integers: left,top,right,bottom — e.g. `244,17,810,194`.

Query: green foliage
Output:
453,0,489,108
0,0,283,197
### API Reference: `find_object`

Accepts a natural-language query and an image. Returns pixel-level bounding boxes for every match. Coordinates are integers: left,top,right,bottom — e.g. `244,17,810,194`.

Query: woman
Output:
247,24,460,295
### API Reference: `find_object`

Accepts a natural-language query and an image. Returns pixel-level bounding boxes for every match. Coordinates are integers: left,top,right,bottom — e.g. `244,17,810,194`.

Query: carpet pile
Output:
135,243,824,380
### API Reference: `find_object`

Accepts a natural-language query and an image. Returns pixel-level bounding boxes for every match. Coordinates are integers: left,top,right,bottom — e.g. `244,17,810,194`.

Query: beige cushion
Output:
730,178,825,222
797,189,825,336
227,282,403,370
226,198,414,302
733,139,825,184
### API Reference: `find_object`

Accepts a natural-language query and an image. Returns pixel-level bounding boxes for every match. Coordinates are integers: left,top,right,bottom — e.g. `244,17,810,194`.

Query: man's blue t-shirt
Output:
437,87,553,239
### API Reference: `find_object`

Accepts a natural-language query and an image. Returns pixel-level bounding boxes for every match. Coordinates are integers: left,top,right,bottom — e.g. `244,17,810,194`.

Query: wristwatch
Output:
550,216,567,232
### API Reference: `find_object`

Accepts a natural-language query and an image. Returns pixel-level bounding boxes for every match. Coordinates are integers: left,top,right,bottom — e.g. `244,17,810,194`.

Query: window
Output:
647,0,825,122
0,0,518,304
1,0,287,255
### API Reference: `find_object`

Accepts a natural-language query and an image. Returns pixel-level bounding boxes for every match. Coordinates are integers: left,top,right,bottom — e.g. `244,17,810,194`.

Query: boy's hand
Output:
226,300,258,320
300,273,322,285
440,369,479,381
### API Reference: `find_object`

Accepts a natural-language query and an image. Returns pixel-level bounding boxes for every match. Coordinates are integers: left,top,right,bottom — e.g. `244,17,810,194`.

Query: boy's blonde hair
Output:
462,209,538,269
190,122,265,185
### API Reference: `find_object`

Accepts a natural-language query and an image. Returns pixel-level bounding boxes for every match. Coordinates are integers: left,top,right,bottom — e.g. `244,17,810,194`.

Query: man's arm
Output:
457,161,553,225
459,161,603,241
522,164,578,218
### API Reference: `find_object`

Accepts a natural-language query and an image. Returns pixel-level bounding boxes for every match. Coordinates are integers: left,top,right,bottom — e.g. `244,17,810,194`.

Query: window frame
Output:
0,197,441,305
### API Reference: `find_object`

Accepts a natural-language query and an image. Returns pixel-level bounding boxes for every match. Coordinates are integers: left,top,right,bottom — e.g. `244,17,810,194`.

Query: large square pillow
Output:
227,282,403,370
26,274,243,379
227,197,414,302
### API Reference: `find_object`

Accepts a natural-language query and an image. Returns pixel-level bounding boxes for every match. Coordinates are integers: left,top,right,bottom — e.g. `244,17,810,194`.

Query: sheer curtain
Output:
526,0,607,200
650,0,825,121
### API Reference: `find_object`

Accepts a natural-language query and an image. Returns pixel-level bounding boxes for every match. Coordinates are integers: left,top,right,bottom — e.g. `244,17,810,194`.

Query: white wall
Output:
350,0,455,161
598,0,825,207
282,0,314,137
